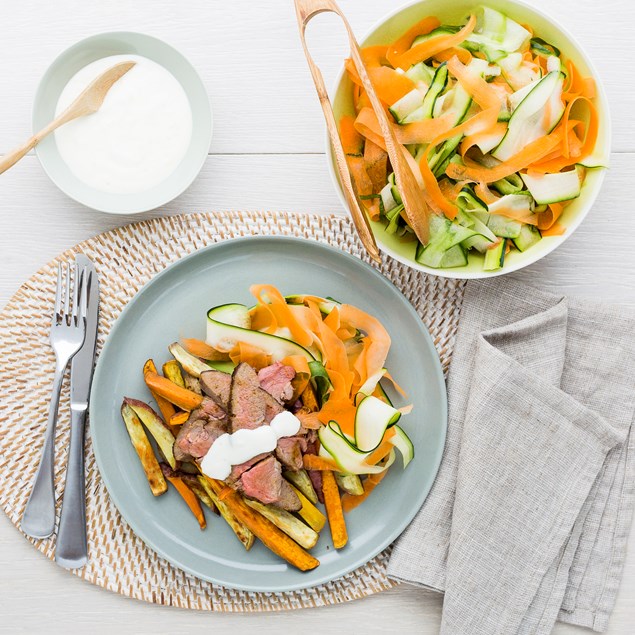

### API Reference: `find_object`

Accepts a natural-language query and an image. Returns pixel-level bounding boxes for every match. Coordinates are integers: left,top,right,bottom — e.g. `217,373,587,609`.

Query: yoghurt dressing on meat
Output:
200,411,301,480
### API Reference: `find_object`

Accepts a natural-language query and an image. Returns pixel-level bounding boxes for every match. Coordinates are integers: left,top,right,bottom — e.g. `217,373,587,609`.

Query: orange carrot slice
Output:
447,55,501,110
340,115,364,156
390,14,476,70
181,338,229,362
420,106,500,217
445,125,564,183
434,46,472,65
229,341,271,371
345,62,417,105
386,17,441,67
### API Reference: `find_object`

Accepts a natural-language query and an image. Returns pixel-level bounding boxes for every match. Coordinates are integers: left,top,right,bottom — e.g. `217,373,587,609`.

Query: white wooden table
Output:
1,1,633,632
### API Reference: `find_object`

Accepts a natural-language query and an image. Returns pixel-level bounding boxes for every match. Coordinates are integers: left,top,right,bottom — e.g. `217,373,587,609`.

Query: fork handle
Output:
55,406,88,568
21,362,66,539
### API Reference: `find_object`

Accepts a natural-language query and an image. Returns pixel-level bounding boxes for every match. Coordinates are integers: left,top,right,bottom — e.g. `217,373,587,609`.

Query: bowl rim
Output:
325,0,612,279
33,31,213,215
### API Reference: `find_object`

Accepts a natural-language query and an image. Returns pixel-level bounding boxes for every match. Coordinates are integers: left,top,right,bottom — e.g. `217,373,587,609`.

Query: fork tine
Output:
62,262,71,322
53,263,63,325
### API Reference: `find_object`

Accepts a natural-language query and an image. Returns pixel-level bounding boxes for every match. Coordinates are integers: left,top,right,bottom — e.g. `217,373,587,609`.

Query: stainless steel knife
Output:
55,254,99,569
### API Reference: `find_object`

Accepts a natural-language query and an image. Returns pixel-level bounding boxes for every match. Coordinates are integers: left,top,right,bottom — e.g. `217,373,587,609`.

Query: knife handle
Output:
55,406,88,568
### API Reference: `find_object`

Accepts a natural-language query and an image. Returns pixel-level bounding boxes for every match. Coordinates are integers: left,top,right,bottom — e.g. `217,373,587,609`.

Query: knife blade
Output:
70,254,100,408
55,254,99,569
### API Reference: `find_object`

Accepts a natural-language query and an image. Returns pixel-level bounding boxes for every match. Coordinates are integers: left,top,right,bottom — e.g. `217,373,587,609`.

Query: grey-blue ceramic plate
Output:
89,236,447,592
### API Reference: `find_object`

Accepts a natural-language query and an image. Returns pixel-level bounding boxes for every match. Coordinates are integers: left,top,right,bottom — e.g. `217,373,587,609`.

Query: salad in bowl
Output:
331,2,608,276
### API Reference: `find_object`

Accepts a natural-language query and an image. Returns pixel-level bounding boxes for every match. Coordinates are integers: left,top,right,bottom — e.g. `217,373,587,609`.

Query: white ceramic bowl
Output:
328,0,611,279
33,32,212,214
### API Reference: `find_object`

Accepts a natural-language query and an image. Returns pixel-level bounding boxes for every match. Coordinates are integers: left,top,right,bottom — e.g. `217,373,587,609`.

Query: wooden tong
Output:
294,0,430,259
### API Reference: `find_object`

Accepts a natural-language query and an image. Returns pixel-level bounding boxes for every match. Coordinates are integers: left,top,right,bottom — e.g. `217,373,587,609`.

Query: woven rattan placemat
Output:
0,211,465,610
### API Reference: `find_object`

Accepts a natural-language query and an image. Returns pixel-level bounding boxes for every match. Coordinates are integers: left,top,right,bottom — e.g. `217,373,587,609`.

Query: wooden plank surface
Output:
1,1,634,633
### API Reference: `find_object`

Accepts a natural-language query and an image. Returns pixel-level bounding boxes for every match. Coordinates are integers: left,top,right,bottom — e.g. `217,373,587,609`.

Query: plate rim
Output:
89,235,448,592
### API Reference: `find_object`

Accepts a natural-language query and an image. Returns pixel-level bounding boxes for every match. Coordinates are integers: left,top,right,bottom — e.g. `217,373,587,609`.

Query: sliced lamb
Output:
200,369,232,409
173,403,228,462
229,363,266,431
258,362,296,403
275,436,307,471
200,397,227,419
275,478,302,512
237,455,301,511
263,389,284,423
238,455,281,504
226,453,269,484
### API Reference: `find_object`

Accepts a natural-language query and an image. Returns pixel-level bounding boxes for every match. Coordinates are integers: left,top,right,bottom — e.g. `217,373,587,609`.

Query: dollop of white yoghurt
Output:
54,54,193,194
200,411,301,480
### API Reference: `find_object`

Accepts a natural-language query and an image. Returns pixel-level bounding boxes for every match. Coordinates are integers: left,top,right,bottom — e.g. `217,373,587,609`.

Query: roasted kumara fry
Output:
169,342,215,378
163,470,206,530
162,359,186,388
244,499,319,550
303,454,342,472
143,359,176,424
169,411,189,427
198,476,255,550
283,468,318,504
124,398,177,469
206,478,319,571
144,372,203,411
287,483,326,533
322,470,348,549
120,402,167,497
181,474,217,512
335,473,364,496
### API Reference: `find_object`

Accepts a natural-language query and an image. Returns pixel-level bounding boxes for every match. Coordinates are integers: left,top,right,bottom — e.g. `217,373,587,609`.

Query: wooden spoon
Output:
294,0,431,248
0,61,136,175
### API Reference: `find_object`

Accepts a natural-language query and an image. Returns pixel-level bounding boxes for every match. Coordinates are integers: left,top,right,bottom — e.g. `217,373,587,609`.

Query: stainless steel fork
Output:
21,260,89,539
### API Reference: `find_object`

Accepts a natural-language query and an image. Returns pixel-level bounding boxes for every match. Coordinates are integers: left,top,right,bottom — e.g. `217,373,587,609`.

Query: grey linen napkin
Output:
387,278,635,633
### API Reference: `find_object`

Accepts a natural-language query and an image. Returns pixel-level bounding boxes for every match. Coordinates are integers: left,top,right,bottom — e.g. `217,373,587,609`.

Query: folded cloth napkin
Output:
387,278,635,634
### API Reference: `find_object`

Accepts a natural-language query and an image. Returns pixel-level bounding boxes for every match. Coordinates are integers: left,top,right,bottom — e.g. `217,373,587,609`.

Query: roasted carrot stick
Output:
143,359,176,424
303,455,341,472
206,479,320,571
166,474,206,530
322,470,348,549
144,372,203,411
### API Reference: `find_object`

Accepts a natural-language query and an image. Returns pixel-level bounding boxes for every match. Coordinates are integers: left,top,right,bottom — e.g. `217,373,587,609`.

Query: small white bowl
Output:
33,32,212,214
327,0,611,279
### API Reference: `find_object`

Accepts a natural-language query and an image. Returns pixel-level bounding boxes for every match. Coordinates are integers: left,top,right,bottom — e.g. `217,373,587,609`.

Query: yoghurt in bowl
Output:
55,54,193,195
34,32,212,214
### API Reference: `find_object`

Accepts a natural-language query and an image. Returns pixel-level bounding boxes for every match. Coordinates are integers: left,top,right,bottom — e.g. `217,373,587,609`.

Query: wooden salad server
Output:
294,0,431,250
0,61,135,175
